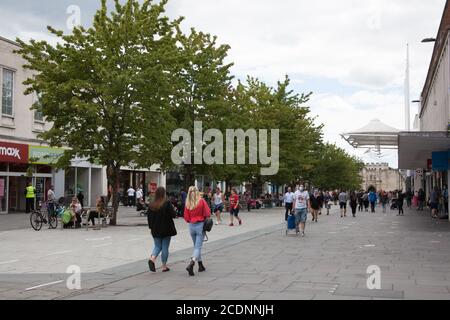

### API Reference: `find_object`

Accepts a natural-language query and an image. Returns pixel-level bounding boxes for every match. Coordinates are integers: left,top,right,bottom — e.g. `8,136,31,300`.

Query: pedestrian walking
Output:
350,191,357,217
245,191,252,212
47,185,56,217
293,185,310,237
147,187,177,273
363,192,369,212
284,187,294,221
369,190,377,213
228,188,242,226
339,190,347,218
380,191,388,213
184,186,211,276
127,186,136,207
430,187,439,219
324,191,332,215
397,191,405,216
310,190,321,222
418,189,425,211
357,191,363,212
213,187,224,225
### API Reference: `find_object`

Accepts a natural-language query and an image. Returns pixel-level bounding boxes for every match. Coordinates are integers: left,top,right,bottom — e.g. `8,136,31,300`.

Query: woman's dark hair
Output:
150,187,167,211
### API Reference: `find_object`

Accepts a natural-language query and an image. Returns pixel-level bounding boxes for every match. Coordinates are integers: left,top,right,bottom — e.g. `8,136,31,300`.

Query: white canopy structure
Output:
341,119,401,151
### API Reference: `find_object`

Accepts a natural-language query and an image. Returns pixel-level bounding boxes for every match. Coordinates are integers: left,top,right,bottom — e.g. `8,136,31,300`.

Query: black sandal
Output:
162,268,171,272
148,260,156,272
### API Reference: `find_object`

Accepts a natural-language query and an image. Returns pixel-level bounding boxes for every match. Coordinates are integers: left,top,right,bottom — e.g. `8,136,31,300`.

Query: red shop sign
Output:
0,141,29,164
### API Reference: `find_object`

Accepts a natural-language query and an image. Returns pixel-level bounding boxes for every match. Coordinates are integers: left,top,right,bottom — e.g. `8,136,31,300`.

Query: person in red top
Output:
229,188,242,227
184,186,211,276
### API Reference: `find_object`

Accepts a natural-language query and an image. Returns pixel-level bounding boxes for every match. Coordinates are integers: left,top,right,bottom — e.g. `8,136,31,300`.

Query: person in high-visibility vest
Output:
25,182,36,213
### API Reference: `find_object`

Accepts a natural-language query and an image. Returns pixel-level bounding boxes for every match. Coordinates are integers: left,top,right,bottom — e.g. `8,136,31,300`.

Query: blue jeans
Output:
152,237,172,265
189,222,205,262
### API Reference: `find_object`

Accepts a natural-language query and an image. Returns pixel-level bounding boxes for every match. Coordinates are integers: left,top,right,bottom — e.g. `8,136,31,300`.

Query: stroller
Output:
390,198,398,210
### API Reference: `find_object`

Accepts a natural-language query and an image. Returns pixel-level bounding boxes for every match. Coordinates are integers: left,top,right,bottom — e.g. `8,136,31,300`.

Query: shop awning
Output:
341,119,400,150
398,131,450,170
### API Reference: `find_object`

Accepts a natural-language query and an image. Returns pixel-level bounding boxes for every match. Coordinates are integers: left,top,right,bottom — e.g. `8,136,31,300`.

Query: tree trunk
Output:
107,165,121,226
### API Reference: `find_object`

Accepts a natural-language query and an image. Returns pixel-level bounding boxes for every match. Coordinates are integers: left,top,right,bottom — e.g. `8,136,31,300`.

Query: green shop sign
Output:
29,146,65,164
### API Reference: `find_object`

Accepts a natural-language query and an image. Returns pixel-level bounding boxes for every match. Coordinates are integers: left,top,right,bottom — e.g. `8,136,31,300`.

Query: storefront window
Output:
0,163,7,172
9,163,29,173
65,167,76,196
0,176,6,212
36,165,52,174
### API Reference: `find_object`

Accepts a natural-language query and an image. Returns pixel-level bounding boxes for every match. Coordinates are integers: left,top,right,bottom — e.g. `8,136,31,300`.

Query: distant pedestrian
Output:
47,185,56,217
228,189,242,226
284,187,294,221
350,191,357,217
369,190,377,213
293,185,310,237
147,187,177,273
324,191,332,215
310,190,321,222
430,187,439,219
339,191,347,218
398,191,405,216
184,186,211,276
127,186,136,207
380,191,388,213
363,192,369,212
357,191,364,212
418,189,425,211
213,187,224,225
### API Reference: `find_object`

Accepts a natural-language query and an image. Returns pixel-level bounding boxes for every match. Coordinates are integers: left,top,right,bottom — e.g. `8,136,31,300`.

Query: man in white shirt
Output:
293,185,310,237
284,187,295,221
127,186,136,207
47,186,56,216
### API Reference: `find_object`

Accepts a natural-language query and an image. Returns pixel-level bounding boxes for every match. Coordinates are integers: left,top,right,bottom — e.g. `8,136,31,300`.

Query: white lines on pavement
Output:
127,237,146,242
46,250,72,256
25,280,64,291
85,236,112,241
364,245,376,248
92,243,113,248
0,259,19,265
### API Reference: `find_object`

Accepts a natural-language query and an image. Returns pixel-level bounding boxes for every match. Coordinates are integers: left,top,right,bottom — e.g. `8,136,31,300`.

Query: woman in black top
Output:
147,187,177,273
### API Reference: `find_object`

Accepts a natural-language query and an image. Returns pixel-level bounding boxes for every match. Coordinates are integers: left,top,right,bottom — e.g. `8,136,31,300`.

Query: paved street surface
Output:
1,205,450,300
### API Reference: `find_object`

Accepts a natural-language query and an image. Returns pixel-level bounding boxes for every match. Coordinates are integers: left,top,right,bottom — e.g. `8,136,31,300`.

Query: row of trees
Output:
16,0,363,224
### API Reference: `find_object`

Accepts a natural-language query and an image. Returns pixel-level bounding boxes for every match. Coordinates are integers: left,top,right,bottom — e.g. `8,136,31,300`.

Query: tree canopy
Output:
17,0,364,225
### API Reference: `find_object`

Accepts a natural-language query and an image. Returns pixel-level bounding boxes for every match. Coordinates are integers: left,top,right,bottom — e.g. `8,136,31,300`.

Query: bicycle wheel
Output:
30,211,43,231
48,214,58,229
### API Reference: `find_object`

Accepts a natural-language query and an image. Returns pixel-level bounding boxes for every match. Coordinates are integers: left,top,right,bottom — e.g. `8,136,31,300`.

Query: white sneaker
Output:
301,232,305,237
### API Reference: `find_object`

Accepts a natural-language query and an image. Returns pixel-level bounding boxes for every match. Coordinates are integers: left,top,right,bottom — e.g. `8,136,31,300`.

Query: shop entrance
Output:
8,176,29,212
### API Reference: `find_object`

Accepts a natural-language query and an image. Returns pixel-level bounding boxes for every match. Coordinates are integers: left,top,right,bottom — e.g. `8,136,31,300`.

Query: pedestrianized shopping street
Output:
1,205,450,300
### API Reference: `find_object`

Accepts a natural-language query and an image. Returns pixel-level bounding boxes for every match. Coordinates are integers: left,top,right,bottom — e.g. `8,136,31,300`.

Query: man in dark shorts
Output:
339,191,348,218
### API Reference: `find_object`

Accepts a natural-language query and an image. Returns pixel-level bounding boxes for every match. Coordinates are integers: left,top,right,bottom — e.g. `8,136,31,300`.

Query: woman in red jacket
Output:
184,186,211,276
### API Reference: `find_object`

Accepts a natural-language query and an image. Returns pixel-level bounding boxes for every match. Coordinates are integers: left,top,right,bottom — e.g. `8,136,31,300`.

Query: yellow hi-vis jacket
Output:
26,186,35,199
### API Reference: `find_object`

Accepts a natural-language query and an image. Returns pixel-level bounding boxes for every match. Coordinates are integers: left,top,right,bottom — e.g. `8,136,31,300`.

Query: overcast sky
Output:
1,0,446,168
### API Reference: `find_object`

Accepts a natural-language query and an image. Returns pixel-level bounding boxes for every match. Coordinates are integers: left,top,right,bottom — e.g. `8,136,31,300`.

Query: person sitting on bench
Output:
88,196,106,226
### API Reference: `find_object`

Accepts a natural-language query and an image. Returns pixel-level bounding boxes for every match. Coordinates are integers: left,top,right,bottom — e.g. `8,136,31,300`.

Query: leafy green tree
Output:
16,0,181,224
167,28,234,188
309,143,364,191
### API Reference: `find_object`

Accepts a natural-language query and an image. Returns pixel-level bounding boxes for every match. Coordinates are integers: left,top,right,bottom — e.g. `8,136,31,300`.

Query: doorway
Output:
8,176,28,212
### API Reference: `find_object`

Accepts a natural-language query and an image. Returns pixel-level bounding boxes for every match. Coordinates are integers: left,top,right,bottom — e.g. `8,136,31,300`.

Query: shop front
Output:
0,141,54,214
0,141,107,213
118,166,164,204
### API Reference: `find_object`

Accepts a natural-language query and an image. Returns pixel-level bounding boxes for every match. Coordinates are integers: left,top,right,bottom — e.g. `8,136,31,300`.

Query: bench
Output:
80,207,114,230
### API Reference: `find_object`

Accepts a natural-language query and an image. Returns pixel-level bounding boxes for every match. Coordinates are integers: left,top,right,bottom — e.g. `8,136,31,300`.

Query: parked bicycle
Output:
30,201,59,231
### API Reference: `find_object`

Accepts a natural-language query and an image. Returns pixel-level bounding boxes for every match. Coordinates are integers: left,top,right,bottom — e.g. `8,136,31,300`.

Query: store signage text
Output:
0,142,28,164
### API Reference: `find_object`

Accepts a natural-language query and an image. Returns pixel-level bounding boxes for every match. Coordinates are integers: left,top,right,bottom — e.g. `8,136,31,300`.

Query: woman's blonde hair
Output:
186,186,201,211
